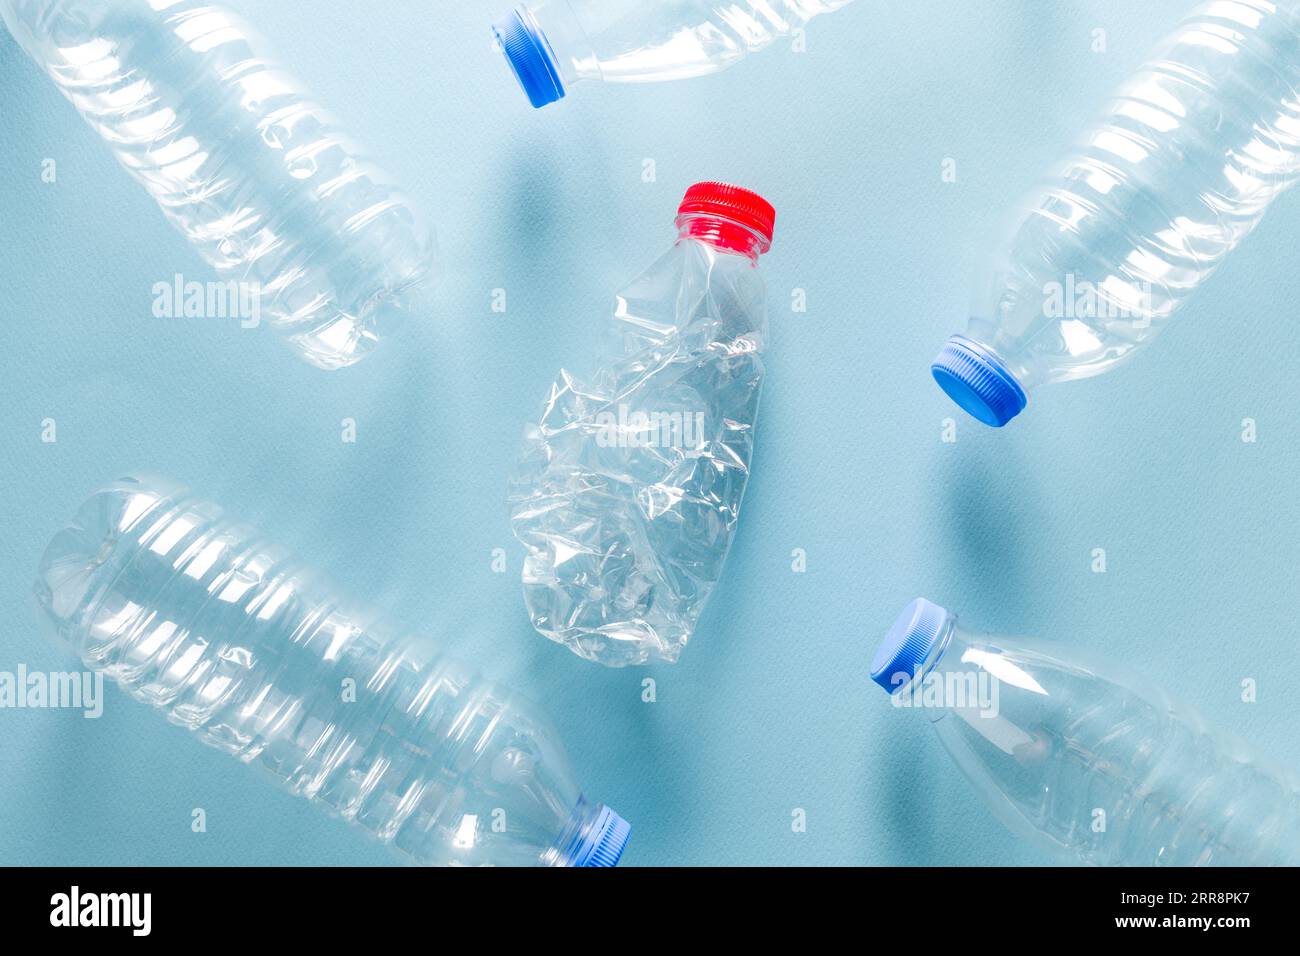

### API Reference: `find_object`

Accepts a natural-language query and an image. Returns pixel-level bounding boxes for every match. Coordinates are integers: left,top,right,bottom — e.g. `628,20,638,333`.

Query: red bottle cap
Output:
675,182,775,256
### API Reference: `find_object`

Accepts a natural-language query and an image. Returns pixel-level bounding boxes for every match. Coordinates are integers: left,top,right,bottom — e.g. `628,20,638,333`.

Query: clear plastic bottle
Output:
932,0,1300,426
870,598,1300,866
492,0,855,108
509,182,774,667
1,0,437,369
35,476,630,867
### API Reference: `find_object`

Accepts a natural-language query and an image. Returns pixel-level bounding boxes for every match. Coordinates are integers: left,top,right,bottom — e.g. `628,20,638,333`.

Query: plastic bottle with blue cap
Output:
871,598,1300,865
932,0,1300,427
492,0,857,109
36,476,631,867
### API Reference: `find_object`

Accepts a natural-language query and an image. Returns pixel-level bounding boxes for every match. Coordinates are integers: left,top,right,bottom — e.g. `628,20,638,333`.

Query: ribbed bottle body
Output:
1,0,437,368
36,477,592,866
969,0,1300,389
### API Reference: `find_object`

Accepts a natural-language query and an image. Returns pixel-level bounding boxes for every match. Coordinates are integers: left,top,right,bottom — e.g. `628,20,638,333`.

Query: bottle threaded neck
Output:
675,182,776,259
493,8,564,108
553,801,632,867
931,335,1027,427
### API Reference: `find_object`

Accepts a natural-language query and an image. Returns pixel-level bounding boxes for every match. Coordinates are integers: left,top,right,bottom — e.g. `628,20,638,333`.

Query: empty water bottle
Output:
932,0,1300,426
35,476,630,866
1,0,437,369
509,182,775,667
492,0,856,108
870,598,1300,865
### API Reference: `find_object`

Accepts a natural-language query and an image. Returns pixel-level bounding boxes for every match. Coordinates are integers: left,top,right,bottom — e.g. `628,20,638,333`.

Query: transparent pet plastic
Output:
873,600,1300,866
934,0,1300,425
35,476,629,866
494,0,856,107
509,186,772,667
1,0,438,369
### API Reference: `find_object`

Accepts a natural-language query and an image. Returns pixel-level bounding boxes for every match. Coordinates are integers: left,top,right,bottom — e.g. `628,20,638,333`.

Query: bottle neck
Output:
547,798,629,867
894,616,959,698
676,214,770,262
525,1,600,86
898,623,1025,730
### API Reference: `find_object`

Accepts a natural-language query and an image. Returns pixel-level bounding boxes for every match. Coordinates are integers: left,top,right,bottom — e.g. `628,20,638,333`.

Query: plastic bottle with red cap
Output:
509,182,776,667
492,0,857,109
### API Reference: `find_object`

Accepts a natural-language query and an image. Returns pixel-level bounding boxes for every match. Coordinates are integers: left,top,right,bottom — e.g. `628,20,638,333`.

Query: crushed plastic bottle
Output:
1,0,438,369
36,475,630,866
509,182,775,667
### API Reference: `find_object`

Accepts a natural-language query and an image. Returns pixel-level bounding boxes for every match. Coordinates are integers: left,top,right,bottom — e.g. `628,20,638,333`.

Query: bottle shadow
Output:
933,433,1045,623
498,614,685,865
865,713,940,864
858,430,1047,862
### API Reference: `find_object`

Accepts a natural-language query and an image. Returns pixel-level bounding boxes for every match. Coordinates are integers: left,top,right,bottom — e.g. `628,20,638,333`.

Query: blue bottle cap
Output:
493,9,564,109
571,806,631,866
870,598,952,693
931,335,1027,427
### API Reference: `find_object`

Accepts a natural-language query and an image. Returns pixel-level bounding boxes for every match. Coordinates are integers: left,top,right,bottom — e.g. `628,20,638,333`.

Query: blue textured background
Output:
2,0,1298,867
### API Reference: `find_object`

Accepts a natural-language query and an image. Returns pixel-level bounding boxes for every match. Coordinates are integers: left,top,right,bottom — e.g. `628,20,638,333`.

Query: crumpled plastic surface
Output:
509,238,767,666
